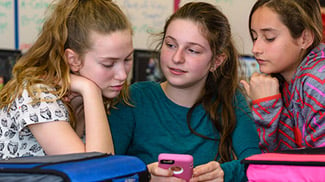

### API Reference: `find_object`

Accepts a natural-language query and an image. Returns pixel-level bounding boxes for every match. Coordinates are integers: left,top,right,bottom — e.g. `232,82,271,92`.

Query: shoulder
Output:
233,89,249,104
298,44,325,76
128,81,165,105
130,81,160,91
130,81,161,97
295,44,325,85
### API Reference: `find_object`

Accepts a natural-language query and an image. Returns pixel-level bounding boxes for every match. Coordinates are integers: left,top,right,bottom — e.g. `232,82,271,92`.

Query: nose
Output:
172,48,185,64
114,63,128,81
251,39,263,56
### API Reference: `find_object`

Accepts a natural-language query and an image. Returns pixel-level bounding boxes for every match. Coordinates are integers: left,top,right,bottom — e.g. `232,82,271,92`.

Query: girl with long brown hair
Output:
109,2,260,181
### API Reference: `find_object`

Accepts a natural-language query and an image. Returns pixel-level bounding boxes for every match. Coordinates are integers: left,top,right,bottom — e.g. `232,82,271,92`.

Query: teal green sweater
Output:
109,81,260,181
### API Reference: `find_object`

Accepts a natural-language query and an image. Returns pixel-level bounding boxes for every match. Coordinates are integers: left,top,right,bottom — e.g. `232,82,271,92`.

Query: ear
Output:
210,53,226,72
64,48,82,72
299,29,314,50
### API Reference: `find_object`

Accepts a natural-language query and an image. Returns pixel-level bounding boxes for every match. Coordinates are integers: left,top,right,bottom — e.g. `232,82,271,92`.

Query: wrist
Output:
252,93,281,105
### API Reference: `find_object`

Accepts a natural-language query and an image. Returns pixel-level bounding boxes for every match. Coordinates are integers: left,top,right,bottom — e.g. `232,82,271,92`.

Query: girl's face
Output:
79,30,133,99
160,19,215,90
250,6,304,81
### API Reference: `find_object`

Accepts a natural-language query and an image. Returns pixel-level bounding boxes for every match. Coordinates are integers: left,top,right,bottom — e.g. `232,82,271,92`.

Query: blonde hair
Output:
0,0,132,128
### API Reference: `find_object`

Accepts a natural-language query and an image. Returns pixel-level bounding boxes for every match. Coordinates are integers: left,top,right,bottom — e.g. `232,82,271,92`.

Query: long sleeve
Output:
251,94,298,152
251,44,325,152
300,70,325,147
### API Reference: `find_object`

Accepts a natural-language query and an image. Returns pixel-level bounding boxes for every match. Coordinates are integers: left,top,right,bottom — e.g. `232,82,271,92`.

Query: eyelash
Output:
165,42,200,54
266,38,275,42
251,36,275,42
125,58,133,62
103,64,113,68
166,42,176,49
188,49,199,54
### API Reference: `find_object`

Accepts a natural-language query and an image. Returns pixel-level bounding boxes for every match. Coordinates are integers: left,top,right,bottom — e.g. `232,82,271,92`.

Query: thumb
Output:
240,80,250,95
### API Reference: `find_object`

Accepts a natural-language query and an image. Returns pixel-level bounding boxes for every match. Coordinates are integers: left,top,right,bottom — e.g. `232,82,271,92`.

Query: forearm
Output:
83,87,114,154
251,94,284,152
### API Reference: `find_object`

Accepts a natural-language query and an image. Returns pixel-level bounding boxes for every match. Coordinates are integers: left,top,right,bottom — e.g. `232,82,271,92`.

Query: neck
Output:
160,81,203,108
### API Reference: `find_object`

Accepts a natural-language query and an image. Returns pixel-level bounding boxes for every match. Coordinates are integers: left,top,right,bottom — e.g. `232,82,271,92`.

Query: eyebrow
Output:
165,35,205,48
251,28,279,34
99,50,134,61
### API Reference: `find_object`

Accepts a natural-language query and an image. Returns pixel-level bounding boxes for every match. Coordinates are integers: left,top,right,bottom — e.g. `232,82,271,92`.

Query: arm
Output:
241,73,289,152
30,74,113,155
301,74,325,147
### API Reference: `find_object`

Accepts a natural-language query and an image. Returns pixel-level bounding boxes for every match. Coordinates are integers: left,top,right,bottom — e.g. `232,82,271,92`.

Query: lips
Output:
256,58,266,65
169,67,187,75
111,84,124,91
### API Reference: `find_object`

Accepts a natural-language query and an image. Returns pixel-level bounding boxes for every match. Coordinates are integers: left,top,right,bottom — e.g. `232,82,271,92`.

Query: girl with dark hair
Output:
241,0,325,152
109,2,260,181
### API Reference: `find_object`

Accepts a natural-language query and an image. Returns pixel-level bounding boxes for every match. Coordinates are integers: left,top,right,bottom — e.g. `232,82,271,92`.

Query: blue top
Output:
109,81,261,182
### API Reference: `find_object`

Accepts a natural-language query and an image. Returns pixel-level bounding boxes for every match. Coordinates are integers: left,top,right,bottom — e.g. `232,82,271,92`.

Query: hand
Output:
62,74,101,137
240,72,280,101
62,73,101,102
190,161,224,182
147,162,185,182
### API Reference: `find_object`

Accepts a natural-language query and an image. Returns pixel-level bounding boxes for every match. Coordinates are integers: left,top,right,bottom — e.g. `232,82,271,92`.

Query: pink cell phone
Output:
158,153,193,181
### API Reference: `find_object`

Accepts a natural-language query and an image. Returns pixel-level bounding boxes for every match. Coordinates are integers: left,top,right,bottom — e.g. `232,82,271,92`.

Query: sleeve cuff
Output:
251,94,281,105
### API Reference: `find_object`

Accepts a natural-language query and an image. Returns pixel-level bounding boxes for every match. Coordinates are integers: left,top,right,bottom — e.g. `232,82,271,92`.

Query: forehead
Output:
167,19,209,45
251,6,288,33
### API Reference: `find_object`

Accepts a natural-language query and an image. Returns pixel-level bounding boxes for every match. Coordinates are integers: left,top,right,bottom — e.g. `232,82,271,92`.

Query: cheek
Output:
160,49,170,67
80,67,112,87
125,62,133,74
191,58,212,73
160,45,171,61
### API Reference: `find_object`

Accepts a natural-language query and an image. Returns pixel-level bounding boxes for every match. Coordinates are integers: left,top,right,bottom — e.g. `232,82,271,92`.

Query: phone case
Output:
158,153,193,181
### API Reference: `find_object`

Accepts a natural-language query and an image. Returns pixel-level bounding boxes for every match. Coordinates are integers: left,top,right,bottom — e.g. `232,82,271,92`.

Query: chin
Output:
103,92,120,99
259,68,272,75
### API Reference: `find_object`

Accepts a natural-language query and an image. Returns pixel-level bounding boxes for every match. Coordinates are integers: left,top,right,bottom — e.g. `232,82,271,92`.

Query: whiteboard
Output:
18,0,51,52
0,0,15,49
0,0,255,55
180,0,256,55
115,0,173,50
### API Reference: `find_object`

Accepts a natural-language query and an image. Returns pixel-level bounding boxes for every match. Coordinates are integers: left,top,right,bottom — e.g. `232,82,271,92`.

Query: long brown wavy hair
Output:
155,2,245,163
249,0,322,87
0,0,132,128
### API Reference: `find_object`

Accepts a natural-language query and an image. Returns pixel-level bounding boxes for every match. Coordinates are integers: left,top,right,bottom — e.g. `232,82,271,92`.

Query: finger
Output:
193,161,220,176
148,162,173,177
240,80,250,95
251,71,261,77
192,169,224,182
151,175,185,182
194,161,224,181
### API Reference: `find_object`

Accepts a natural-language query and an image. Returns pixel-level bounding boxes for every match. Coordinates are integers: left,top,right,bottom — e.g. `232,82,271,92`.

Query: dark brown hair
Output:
156,2,243,163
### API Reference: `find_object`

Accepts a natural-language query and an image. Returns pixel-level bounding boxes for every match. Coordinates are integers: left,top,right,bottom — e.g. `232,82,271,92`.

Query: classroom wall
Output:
0,0,256,55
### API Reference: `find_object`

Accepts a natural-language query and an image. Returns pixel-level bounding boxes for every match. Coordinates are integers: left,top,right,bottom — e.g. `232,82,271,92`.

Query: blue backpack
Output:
0,152,149,182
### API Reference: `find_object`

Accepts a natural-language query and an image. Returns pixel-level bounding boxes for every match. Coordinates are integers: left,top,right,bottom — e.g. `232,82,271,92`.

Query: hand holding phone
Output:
158,153,193,181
